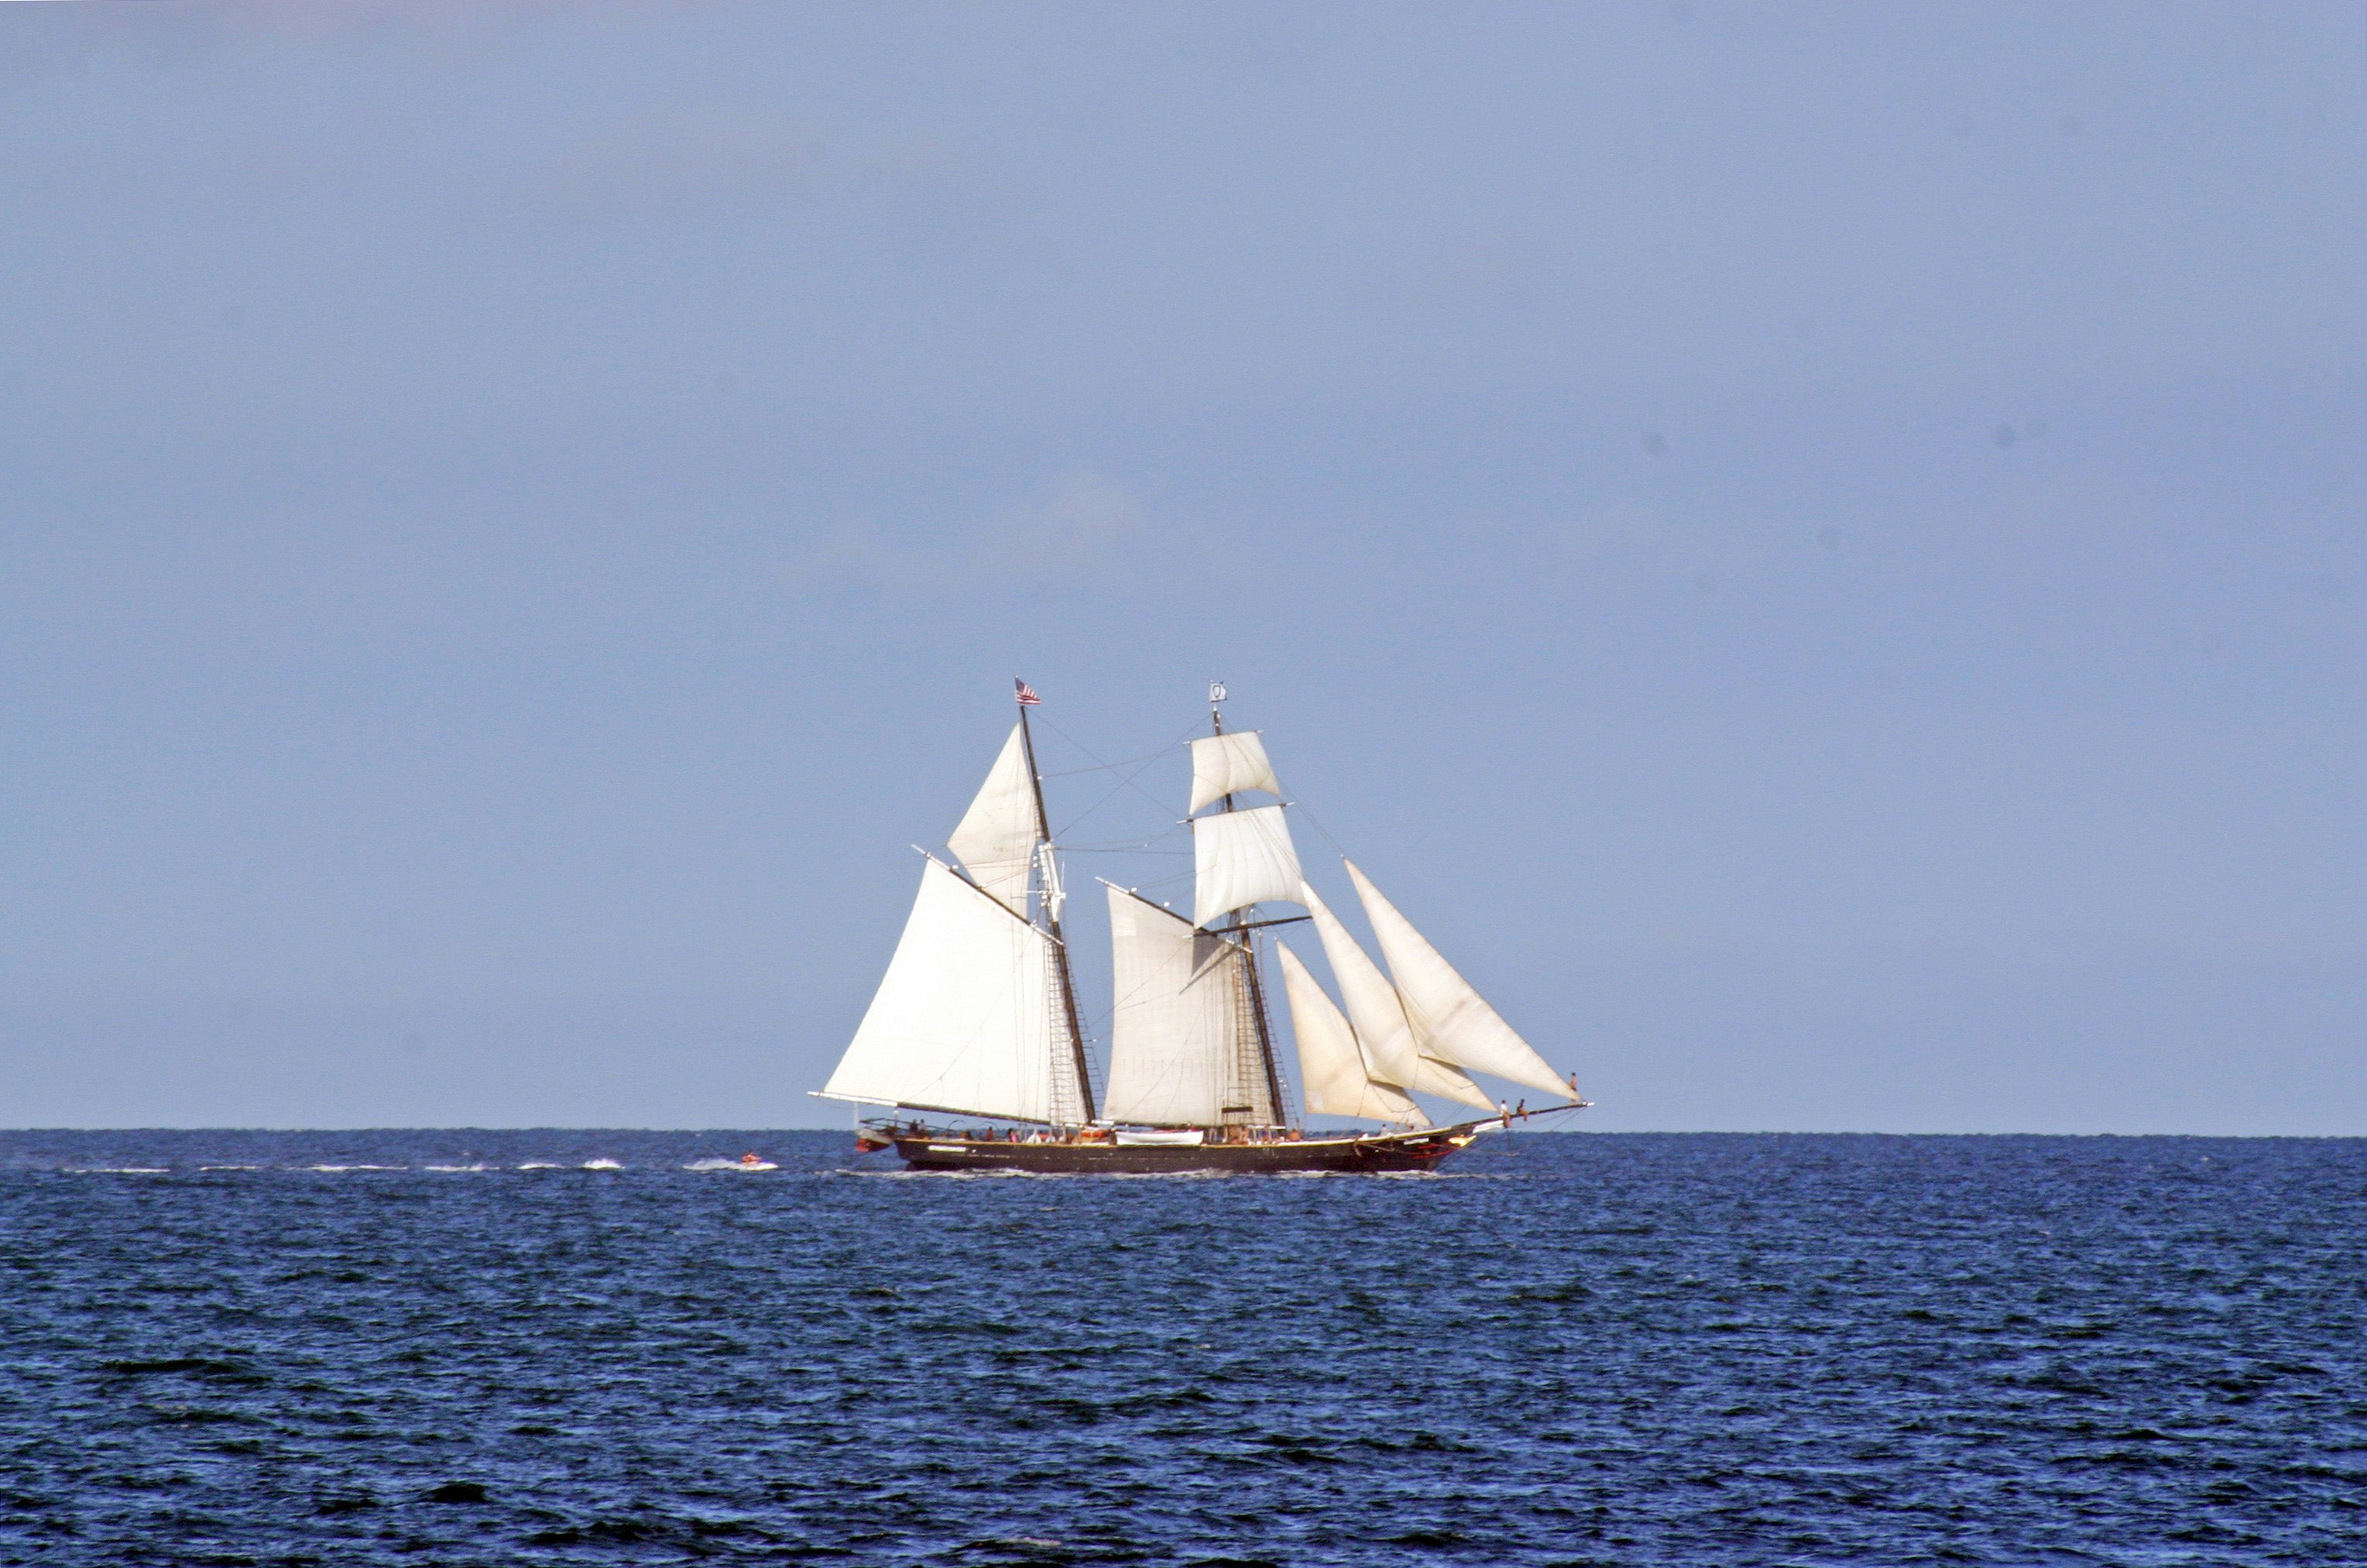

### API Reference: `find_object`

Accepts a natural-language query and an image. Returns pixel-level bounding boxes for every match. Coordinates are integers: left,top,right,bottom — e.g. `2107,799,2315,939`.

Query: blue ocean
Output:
2,1131,2361,1566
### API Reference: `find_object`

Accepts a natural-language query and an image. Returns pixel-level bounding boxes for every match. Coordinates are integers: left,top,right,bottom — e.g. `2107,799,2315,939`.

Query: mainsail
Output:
1276,942,1424,1126
1192,805,1304,928
946,722,1037,915
1346,860,1571,1100
1188,731,1282,814
821,858,1071,1121
1102,885,1268,1126
1298,878,1495,1112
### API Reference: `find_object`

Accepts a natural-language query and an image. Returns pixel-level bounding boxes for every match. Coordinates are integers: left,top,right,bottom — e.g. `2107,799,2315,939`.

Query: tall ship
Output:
815,681,1585,1172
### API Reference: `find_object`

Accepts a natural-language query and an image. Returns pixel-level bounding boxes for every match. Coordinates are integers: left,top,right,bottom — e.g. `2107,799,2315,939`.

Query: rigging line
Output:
1038,749,1170,778
1285,796,1353,863
1043,712,1199,839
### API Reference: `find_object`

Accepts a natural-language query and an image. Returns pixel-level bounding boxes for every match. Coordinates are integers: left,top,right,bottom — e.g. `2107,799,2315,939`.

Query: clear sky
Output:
2,3,2361,1133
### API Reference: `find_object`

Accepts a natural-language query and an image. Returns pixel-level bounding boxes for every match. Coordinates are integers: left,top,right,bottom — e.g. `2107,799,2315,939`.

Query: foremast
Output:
1208,688,1292,1131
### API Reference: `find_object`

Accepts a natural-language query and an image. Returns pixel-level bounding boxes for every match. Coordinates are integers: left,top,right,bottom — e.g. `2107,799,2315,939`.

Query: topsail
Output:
946,722,1038,915
1192,805,1304,928
1188,731,1282,814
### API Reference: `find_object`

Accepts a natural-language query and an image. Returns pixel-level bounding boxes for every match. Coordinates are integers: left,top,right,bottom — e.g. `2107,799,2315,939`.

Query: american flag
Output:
1014,679,1041,706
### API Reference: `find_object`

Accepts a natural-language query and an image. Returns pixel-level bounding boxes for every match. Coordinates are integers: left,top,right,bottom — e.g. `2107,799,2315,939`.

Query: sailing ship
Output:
814,681,1586,1172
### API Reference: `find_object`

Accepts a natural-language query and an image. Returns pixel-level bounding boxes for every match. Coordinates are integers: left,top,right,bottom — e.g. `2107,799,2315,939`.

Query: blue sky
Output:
2,2,2360,1131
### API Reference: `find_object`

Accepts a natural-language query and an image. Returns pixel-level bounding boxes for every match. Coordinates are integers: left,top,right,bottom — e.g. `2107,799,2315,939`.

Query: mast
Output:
1015,680,1097,1125
1210,683,1292,1130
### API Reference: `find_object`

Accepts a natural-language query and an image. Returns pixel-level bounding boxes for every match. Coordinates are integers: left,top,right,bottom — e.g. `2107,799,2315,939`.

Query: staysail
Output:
821,857,1072,1122
1188,731,1282,814
1102,884,1261,1126
1192,804,1304,928
1276,942,1425,1126
946,721,1037,915
1298,879,1495,1112
1346,860,1570,1100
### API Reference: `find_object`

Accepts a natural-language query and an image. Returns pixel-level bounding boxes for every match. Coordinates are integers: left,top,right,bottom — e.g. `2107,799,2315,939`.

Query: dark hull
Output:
887,1123,1494,1174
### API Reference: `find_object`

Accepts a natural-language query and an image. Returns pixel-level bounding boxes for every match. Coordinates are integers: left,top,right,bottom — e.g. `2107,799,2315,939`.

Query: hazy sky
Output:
3,2,2361,1132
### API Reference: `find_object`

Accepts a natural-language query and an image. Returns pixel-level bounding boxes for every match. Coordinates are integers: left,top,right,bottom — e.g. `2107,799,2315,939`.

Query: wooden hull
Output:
885,1122,1497,1174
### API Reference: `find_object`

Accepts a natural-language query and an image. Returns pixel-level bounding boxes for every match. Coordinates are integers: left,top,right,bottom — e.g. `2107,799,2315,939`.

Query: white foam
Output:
684,1158,777,1172
426,1164,492,1173
579,1158,624,1171
308,1164,406,1172
517,1161,561,1170
70,1166,170,1175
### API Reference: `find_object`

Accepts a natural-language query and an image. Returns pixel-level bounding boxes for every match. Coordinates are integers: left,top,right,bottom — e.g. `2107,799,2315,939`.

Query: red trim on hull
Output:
884,1128,1477,1175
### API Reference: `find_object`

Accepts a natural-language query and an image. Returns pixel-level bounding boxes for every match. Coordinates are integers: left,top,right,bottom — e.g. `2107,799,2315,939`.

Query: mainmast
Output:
1209,683,1293,1130
1015,679,1097,1125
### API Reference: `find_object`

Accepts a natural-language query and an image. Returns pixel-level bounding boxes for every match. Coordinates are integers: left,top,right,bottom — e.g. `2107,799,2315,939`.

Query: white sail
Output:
1346,860,1570,1100
1276,942,1425,1126
1101,885,1246,1127
1188,731,1282,814
946,722,1037,915
1192,805,1304,928
1299,878,1495,1112
821,858,1063,1121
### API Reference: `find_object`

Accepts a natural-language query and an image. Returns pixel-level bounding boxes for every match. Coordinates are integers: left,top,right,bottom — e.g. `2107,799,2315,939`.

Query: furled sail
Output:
1346,860,1571,1100
821,858,1067,1122
1192,804,1304,928
946,722,1038,915
1299,878,1495,1112
1102,885,1249,1127
1188,731,1282,814
1276,942,1425,1126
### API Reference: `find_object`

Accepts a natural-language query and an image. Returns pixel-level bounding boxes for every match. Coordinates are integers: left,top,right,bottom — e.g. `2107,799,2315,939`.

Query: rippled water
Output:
3,1131,2363,1566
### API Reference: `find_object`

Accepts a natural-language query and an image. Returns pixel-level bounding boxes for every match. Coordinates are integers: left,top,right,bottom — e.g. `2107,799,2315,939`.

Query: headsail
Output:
1346,860,1571,1100
945,722,1037,915
1276,942,1425,1126
821,858,1074,1122
1192,805,1304,928
1103,884,1262,1126
1299,879,1495,1112
1188,731,1282,813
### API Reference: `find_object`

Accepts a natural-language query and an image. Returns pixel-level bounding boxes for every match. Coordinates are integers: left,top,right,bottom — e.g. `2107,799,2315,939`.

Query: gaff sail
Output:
1102,884,1261,1127
819,857,1069,1122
